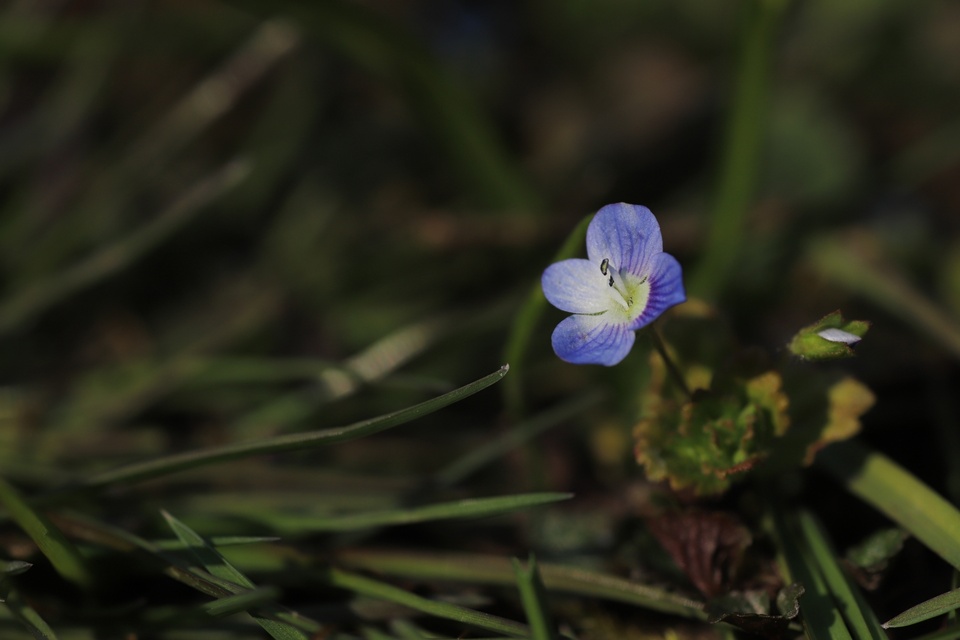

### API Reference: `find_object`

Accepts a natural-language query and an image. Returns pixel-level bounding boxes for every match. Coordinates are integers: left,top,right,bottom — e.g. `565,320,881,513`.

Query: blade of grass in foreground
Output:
0,586,59,640
219,492,572,533
885,587,960,629
818,440,960,571
512,555,558,640
0,477,92,590
767,507,853,640
163,511,311,640
49,365,508,495
336,549,706,619
325,568,530,638
795,510,886,640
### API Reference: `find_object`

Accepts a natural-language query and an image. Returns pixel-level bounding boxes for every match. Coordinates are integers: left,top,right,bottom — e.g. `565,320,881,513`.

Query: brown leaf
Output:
645,509,752,598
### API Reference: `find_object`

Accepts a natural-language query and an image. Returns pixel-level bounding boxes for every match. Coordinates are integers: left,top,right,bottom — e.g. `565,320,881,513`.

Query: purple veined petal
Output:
542,258,610,314
585,203,664,276
551,313,635,366
627,252,686,331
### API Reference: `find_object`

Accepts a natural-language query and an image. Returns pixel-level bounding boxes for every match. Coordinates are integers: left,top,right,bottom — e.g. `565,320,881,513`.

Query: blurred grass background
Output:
1,0,959,638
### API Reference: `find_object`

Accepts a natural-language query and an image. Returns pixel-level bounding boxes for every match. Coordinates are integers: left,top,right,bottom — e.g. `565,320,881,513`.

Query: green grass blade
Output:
0,477,92,589
361,627,396,640
690,0,787,299
153,536,281,551
325,568,530,637
261,492,571,533
336,549,706,619
202,586,283,618
512,555,558,640
884,587,960,629
389,620,429,640
163,511,311,640
502,214,591,418
54,365,508,493
796,511,886,640
819,440,960,570
767,507,853,640
0,586,59,640
1,561,31,578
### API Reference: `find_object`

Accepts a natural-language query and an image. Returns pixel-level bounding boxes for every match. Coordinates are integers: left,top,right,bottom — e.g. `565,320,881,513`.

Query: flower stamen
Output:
600,258,631,310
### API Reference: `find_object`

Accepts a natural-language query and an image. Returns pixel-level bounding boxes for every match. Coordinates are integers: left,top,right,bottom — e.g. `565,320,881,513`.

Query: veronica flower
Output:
541,203,686,366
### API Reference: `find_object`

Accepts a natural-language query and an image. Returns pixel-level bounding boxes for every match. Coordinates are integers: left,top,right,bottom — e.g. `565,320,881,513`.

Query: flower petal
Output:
628,252,686,330
542,259,610,314
551,314,635,366
585,203,663,276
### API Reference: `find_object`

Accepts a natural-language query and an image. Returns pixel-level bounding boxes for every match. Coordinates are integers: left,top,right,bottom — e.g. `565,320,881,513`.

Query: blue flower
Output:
541,203,686,366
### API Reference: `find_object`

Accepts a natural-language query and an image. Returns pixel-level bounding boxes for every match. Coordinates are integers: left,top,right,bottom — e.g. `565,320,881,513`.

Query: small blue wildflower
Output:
541,203,686,366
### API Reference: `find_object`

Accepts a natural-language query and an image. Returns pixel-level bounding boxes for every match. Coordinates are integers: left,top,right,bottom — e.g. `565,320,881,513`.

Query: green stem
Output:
649,326,692,400
690,0,786,300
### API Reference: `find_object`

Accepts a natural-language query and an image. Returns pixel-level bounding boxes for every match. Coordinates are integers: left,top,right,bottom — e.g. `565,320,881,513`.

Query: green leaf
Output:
0,477,93,589
50,365,508,494
787,310,870,360
162,511,311,640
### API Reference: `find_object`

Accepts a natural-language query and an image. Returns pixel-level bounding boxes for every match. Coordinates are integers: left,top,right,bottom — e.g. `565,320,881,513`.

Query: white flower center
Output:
600,258,650,321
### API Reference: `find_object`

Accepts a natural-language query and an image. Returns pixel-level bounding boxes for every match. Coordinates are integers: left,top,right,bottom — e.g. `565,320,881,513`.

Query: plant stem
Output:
649,326,692,400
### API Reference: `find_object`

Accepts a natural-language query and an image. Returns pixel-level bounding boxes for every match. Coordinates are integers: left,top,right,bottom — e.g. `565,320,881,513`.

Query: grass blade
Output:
690,0,787,299
819,440,960,570
325,568,530,637
512,555,558,640
0,585,59,640
884,587,960,629
163,510,311,640
251,492,571,533
0,561,31,578
50,365,508,493
336,549,706,619
0,477,92,590
795,510,887,640
203,586,283,618
768,507,853,640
